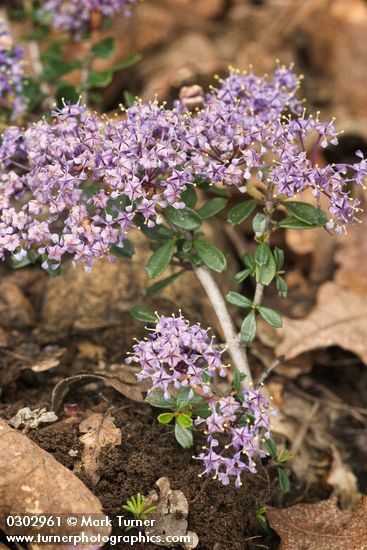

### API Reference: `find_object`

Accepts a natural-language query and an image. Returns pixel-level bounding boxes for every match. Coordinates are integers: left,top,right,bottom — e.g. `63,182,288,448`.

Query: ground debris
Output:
78,412,122,486
144,477,199,549
9,407,58,429
268,495,367,550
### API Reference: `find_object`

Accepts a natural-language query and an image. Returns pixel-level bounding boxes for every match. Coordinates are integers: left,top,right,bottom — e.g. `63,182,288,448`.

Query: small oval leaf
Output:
258,306,282,328
165,207,202,230
158,413,174,424
174,422,193,448
226,291,252,308
240,311,257,343
228,199,257,225
146,239,175,279
194,240,227,272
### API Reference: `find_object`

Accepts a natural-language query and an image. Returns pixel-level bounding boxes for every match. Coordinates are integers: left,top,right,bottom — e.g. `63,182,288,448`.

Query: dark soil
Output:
28,394,270,550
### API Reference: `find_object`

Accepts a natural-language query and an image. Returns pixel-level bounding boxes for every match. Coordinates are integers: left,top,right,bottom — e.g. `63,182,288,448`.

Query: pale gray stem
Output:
253,282,264,306
194,265,253,387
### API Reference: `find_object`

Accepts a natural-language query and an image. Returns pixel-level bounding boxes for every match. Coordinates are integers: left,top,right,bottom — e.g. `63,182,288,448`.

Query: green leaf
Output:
283,201,327,226
277,467,291,493
145,390,176,409
278,216,323,229
252,213,267,234
110,240,135,259
234,268,251,283
176,387,192,410
227,199,257,225
177,413,193,428
255,243,276,286
226,291,252,308
112,53,142,71
123,90,136,107
232,367,246,393
136,219,174,242
146,270,184,297
276,276,288,298
174,421,193,448
255,243,270,266
258,306,282,328
158,413,174,424
181,187,197,208
129,305,156,324
91,37,115,58
192,403,211,419
11,251,38,269
197,198,228,220
55,84,79,107
165,207,202,230
277,448,293,463
242,253,255,271
194,240,227,272
146,239,175,279
264,437,277,459
87,69,114,88
240,311,257,343
273,247,284,270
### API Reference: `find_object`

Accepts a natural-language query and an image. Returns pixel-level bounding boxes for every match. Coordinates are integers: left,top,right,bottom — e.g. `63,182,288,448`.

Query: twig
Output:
257,356,284,386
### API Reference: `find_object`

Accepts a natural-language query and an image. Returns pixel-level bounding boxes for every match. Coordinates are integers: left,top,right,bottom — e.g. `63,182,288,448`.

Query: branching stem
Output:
194,265,253,387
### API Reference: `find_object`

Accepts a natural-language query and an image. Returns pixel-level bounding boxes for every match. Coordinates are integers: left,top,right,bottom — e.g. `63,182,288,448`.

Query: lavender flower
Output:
0,101,192,269
266,113,365,231
195,389,274,487
43,0,136,34
0,66,365,269
126,314,225,400
184,65,365,232
0,21,25,120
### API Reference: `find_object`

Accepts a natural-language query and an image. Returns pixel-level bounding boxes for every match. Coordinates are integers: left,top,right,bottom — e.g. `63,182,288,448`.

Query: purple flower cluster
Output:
43,0,136,34
127,314,274,486
185,65,366,231
0,102,191,269
183,65,302,190
0,22,25,120
267,114,366,231
126,314,224,399
0,64,365,269
195,389,273,487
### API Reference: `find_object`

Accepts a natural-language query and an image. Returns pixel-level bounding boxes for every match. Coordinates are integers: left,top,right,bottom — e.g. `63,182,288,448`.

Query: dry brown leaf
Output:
79,413,121,486
276,282,367,364
0,418,111,542
268,495,367,550
335,221,367,296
